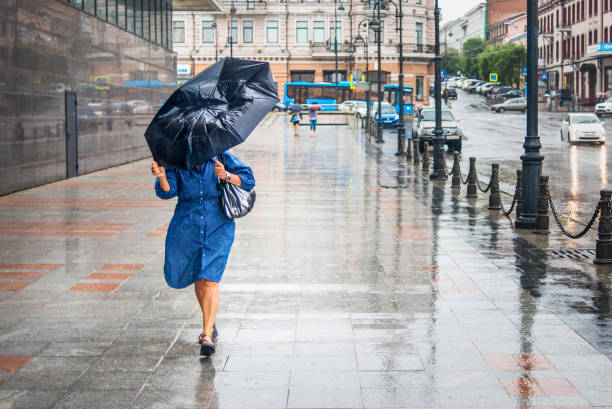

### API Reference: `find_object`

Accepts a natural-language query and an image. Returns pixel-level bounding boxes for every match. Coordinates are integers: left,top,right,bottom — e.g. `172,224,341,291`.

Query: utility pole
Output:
430,0,444,179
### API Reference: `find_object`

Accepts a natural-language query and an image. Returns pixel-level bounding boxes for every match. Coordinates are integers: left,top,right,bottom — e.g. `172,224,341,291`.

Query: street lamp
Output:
515,0,543,229
430,0,445,179
369,8,383,143
355,18,371,127
230,2,236,58
334,0,345,102
384,0,405,155
212,22,218,61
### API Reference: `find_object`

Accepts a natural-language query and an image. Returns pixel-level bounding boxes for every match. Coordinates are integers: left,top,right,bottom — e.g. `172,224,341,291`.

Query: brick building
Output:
538,0,612,106
172,0,435,105
486,0,527,42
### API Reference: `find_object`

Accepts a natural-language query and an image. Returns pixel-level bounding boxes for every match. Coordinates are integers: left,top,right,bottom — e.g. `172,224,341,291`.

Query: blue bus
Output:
283,81,414,115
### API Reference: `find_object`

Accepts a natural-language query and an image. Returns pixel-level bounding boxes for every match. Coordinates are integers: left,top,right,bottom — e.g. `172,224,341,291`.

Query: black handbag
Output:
217,153,256,219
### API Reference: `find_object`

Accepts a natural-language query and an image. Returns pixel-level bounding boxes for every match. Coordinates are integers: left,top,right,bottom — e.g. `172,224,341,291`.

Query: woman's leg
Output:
194,279,219,338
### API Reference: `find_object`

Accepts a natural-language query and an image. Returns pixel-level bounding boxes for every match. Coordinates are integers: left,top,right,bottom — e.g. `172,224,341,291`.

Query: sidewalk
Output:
0,113,610,409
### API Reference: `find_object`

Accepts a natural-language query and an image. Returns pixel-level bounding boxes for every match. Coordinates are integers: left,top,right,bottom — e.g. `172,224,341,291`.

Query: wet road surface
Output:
0,114,610,408
447,89,610,230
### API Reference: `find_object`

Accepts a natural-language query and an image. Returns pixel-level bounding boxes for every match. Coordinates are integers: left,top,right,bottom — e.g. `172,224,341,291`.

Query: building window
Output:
202,21,215,43
247,0,254,9
416,0,421,3
296,21,308,43
330,20,341,47
416,76,424,100
313,20,325,44
267,20,279,43
173,20,185,43
323,70,346,82
230,20,238,43
290,70,315,82
606,67,612,91
416,22,423,50
243,20,253,43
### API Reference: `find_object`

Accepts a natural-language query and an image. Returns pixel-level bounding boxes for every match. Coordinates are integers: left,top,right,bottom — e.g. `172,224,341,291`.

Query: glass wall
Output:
60,0,172,49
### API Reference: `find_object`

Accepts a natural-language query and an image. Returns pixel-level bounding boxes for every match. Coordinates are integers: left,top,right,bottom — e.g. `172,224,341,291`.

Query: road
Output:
445,89,610,228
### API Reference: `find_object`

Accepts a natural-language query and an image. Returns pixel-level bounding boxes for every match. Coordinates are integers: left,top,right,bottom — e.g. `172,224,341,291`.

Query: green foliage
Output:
476,43,526,87
460,38,488,77
443,47,461,75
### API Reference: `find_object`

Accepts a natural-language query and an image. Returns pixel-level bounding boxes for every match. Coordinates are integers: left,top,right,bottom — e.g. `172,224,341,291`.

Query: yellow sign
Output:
94,75,110,90
349,75,356,90
489,73,498,82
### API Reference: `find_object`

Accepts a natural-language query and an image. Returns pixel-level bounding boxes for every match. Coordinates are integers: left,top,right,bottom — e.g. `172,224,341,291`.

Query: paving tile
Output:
68,282,121,292
84,273,133,280
287,387,363,408
0,356,33,373
210,387,288,409
0,389,66,409
290,371,360,389
362,387,439,408
357,353,424,371
50,389,140,409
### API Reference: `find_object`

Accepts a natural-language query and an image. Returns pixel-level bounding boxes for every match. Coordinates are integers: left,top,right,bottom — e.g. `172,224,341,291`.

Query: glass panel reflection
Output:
118,0,126,28
127,0,135,32
108,0,117,24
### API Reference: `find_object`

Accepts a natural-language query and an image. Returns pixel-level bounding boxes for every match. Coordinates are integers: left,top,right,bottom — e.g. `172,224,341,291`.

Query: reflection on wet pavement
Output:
0,113,610,408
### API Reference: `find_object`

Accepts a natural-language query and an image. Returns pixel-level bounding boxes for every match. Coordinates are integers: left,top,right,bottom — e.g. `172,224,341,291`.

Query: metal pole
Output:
430,0,443,178
396,0,405,155
365,33,370,127
335,0,339,102
376,1,383,143
515,0,543,229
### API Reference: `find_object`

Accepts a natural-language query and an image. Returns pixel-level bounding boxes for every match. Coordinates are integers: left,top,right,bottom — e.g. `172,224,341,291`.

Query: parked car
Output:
372,102,399,127
476,82,494,94
491,86,515,95
468,81,485,93
498,90,523,100
491,98,527,113
462,79,480,91
595,97,612,116
414,107,462,152
272,102,288,112
338,100,361,112
561,113,606,144
481,83,498,95
443,87,457,100
352,101,368,118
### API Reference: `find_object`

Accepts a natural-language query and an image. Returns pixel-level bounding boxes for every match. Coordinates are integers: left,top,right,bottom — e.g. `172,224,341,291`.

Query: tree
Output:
460,38,488,78
477,43,526,87
443,47,461,75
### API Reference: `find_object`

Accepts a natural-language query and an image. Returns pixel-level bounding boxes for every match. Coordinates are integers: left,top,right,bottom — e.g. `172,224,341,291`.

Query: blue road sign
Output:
522,67,527,75
542,72,549,80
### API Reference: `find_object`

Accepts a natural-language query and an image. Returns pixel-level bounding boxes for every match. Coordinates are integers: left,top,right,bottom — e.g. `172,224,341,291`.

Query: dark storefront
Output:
0,0,176,194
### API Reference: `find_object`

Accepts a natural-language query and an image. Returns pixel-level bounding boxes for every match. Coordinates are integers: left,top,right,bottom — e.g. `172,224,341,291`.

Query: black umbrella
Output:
145,57,279,170
289,103,302,113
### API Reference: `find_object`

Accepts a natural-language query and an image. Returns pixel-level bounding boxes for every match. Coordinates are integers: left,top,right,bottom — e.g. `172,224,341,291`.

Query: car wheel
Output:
521,108,526,113
560,130,564,140
568,132,575,144
499,107,505,113
272,107,280,112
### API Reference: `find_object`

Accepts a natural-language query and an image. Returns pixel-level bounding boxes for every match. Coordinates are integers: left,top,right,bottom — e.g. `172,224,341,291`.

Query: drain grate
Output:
549,248,596,261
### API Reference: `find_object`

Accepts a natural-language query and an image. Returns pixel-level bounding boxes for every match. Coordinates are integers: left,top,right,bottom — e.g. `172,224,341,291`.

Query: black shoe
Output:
199,334,215,356
212,324,218,342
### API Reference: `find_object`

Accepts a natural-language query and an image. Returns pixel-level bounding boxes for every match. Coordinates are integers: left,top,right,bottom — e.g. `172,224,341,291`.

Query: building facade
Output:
538,0,612,106
172,0,435,105
0,0,176,195
488,12,527,45
440,3,486,54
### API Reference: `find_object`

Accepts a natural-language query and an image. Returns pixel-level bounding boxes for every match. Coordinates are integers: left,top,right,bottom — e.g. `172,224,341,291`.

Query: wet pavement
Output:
445,89,610,230
0,113,611,408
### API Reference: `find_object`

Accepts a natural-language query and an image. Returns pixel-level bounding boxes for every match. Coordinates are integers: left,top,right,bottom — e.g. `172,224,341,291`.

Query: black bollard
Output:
466,157,477,198
406,134,412,160
437,146,448,180
413,138,420,166
451,152,461,189
421,143,430,172
595,190,612,264
516,169,523,219
488,164,502,210
534,176,550,234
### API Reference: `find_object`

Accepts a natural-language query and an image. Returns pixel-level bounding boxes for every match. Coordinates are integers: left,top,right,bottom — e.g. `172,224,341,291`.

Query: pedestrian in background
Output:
443,88,449,107
546,95,551,112
308,102,321,137
289,110,302,137
151,154,255,357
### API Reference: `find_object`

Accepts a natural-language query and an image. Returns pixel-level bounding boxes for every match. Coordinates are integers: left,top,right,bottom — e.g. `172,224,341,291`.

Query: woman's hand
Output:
151,161,166,178
152,161,170,192
213,160,226,179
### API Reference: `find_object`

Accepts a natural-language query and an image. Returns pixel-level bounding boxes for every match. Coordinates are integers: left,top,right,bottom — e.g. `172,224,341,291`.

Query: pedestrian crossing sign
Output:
489,73,498,82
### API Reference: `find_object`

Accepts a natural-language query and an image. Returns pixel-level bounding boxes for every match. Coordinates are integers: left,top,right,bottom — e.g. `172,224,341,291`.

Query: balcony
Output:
403,43,434,54
223,0,267,12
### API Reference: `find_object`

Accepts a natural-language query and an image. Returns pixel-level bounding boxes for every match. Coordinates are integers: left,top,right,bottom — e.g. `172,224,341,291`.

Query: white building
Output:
440,2,486,53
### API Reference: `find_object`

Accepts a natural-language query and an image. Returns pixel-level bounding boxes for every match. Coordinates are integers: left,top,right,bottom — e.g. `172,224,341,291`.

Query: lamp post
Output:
334,1,345,102
230,2,236,58
515,0,543,229
430,0,445,179
356,18,370,127
369,6,383,143
213,22,218,61
384,0,405,155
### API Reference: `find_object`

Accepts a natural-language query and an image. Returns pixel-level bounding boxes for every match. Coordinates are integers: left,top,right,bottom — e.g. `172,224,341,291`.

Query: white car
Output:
595,98,612,116
561,113,606,144
462,79,480,90
352,101,368,117
414,107,462,152
338,100,360,112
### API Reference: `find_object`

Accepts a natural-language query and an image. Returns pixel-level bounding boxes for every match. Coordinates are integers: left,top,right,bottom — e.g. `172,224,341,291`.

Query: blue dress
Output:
155,151,255,289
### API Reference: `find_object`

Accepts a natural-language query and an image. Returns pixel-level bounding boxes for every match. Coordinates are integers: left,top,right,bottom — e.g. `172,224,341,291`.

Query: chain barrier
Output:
476,173,492,193
547,186,601,239
500,178,519,217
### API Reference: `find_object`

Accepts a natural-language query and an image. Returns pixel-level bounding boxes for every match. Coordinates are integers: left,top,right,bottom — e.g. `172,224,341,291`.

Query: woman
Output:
308,102,321,137
151,152,255,356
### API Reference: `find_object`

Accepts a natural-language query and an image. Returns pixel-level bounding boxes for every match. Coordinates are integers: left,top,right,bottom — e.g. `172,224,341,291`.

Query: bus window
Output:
287,85,296,99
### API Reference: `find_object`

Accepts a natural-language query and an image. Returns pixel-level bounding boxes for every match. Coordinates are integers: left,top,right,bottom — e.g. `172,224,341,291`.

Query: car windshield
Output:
355,102,366,109
373,104,396,114
421,110,454,121
606,98,612,103
572,115,600,124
